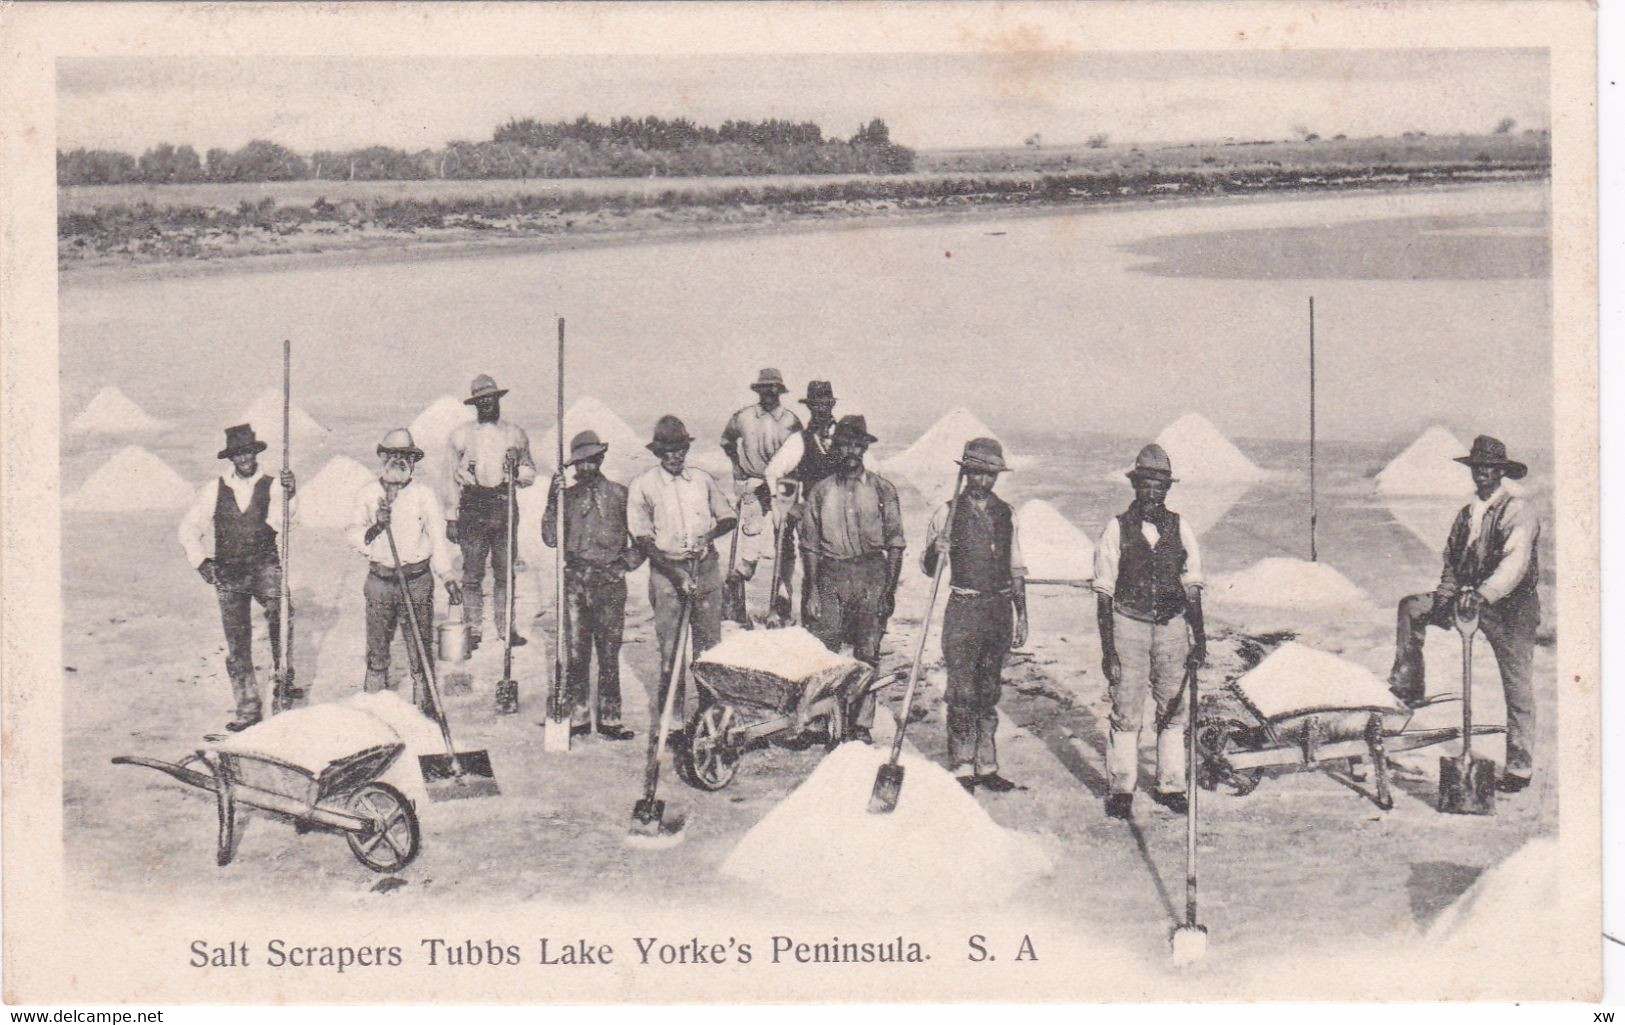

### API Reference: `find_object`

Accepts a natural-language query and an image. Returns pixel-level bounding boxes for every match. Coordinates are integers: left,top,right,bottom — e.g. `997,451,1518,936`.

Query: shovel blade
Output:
493,679,519,716
868,762,905,814
418,750,500,801
1438,754,1497,815
630,797,666,835
1170,925,1208,967
543,714,573,753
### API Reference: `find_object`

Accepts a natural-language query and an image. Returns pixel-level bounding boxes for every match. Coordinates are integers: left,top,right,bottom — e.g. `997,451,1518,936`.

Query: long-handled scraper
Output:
1170,663,1208,965
630,572,694,845
1438,599,1496,814
543,317,573,750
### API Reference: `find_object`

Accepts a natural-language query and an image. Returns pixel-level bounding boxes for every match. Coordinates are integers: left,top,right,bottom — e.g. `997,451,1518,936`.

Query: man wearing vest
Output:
800,415,907,741
350,429,461,714
1389,435,1540,794
446,374,536,650
178,424,298,732
542,430,644,740
764,380,841,624
1094,443,1206,820
921,438,1029,793
720,368,802,610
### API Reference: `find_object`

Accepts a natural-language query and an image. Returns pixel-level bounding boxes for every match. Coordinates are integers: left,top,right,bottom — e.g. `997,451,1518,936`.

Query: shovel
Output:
630,573,693,843
494,453,521,717
543,316,573,750
1438,599,1496,815
384,518,499,801
722,513,751,629
1170,663,1208,965
869,472,962,814
272,339,298,713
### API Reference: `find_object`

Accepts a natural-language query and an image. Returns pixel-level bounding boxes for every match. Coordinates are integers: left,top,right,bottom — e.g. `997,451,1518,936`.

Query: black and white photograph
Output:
0,1,1601,1007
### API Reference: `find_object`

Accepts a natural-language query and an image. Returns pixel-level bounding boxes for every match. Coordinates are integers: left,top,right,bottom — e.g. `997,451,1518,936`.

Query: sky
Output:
56,50,1549,154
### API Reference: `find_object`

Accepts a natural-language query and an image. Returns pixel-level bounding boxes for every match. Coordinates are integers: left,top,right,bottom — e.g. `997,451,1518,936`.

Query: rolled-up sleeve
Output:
921,502,951,574
1009,513,1027,579
706,471,736,524
1179,519,1204,590
348,485,378,558
178,481,216,569
423,490,457,580
1093,519,1122,597
879,478,907,551
626,475,655,540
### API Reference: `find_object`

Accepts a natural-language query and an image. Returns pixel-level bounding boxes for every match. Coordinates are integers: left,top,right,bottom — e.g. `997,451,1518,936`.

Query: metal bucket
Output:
438,603,471,663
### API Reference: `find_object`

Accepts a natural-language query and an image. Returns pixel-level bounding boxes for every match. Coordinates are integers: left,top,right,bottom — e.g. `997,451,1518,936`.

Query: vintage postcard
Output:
0,0,1601,1006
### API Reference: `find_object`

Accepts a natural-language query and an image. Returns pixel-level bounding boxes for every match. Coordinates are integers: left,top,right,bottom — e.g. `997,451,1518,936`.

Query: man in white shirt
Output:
763,380,840,623
1093,443,1205,820
351,429,461,714
178,424,298,732
720,368,802,611
446,374,536,649
627,415,737,721
1389,435,1541,793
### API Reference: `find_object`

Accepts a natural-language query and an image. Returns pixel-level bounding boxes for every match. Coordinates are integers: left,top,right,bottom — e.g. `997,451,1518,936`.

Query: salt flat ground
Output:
59,182,1557,980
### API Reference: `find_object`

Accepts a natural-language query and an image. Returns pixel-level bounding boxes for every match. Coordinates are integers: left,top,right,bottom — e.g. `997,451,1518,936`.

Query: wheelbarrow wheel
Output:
683,701,741,792
345,782,421,873
1195,718,1264,797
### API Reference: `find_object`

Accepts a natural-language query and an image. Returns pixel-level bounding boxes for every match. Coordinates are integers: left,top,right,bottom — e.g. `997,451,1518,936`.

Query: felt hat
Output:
217,424,268,460
750,368,789,394
1454,435,1527,479
464,374,509,405
957,437,1010,474
800,380,837,405
833,414,878,445
376,428,424,460
1126,443,1177,482
566,430,609,465
646,415,694,454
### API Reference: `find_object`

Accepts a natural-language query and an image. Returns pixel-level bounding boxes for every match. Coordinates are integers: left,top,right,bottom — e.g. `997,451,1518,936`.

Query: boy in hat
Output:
921,438,1028,792
349,429,461,713
800,415,907,740
720,368,803,609
178,424,298,732
1389,435,1541,793
543,430,644,740
627,415,737,721
1093,443,1205,820
446,374,536,649
764,380,841,623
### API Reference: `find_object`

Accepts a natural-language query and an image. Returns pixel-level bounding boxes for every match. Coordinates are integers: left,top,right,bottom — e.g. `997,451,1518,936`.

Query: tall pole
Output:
1308,297,1318,563
279,338,293,706
554,317,568,727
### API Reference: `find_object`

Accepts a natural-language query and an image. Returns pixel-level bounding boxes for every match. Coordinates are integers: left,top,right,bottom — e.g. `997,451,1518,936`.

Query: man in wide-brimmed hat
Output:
543,430,644,740
764,379,841,623
178,424,299,732
800,415,906,741
922,437,1029,793
1389,434,1541,793
628,415,737,722
349,429,460,713
446,374,536,650
720,368,803,615
1093,443,1206,820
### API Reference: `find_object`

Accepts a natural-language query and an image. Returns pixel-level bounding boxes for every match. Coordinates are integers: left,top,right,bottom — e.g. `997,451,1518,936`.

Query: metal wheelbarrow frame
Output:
113,742,421,872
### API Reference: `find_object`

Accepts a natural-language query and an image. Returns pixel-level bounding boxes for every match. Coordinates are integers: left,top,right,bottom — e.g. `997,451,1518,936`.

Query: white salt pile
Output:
886,408,1020,505
685,445,736,484
1376,426,1470,496
68,386,168,435
719,741,1052,910
237,388,328,449
1016,500,1094,582
1210,557,1368,608
72,446,194,510
537,396,652,484
1154,412,1266,482
1425,838,1559,951
696,625,854,680
1234,642,1406,719
1385,498,1464,553
298,455,375,529
1168,481,1252,538
407,395,474,465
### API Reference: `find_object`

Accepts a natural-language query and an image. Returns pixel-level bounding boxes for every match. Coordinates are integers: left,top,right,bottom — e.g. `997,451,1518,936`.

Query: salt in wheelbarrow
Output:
678,654,884,792
1194,642,1504,810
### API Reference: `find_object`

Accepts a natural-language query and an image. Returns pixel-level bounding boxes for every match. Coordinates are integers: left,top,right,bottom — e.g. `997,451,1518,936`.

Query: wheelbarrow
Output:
678,656,884,792
113,704,422,872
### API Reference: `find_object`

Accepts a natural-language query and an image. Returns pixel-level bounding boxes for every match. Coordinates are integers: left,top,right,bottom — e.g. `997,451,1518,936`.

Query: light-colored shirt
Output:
800,471,907,560
922,496,1028,578
178,472,296,569
627,464,736,558
348,478,458,580
1467,485,1538,604
763,424,834,495
447,419,537,492
721,403,801,481
1092,515,1204,597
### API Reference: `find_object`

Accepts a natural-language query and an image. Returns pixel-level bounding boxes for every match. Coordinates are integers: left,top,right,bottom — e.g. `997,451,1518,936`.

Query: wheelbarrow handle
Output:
112,754,219,793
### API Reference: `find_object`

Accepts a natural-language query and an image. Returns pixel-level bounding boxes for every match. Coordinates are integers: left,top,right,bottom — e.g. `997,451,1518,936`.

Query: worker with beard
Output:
350,429,461,714
922,438,1029,793
720,368,802,616
1093,443,1205,821
799,415,906,742
764,380,841,625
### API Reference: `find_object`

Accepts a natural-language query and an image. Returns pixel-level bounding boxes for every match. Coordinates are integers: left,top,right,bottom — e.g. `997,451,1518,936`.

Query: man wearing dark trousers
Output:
543,430,643,740
1389,435,1540,794
922,438,1028,794
178,424,297,732
765,380,842,624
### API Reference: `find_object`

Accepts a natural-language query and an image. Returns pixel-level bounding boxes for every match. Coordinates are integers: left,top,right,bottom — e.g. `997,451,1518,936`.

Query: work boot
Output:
508,633,528,648
976,773,1022,793
1497,774,1533,794
596,723,636,741
1106,793,1134,820
958,776,978,793
225,714,261,733
1153,790,1189,815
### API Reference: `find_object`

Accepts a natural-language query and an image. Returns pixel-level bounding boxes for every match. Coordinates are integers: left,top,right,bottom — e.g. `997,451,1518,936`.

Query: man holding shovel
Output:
764,379,842,624
349,429,461,714
1388,435,1540,794
542,430,644,740
921,438,1028,793
720,368,802,617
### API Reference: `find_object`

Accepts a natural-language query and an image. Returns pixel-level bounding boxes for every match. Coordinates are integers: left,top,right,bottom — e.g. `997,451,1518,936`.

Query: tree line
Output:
57,116,915,185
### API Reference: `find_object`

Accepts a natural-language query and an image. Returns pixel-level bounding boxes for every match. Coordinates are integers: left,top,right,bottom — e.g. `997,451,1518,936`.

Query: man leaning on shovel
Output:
1388,435,1540,795
178,424,298,733
720,368,802,611
349,429,461,714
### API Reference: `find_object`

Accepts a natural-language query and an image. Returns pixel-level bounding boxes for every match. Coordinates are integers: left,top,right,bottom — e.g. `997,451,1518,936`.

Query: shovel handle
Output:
383,518,457,766
887,472,963,767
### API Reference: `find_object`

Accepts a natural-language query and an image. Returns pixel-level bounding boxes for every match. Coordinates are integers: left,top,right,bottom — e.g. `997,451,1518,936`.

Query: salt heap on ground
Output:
685,445,736,484
697,625,854,679
1016,500,1094,582
1210,557,1368,609
298,455,375,529
407,395,474,510
1153,413,1266,482
68,386,168,435
537,396,652,484
1376,426,1471,496
886,408,1020,506
719,741,1053,910
1234,642,1406,719
237,388,328,450
1424,838,1559,953
72,446,193,510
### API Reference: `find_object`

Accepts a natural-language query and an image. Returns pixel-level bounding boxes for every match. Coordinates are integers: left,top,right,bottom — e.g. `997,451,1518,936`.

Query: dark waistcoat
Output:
948,495,1013,593
1115,504,1187,624
214,475,278,567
